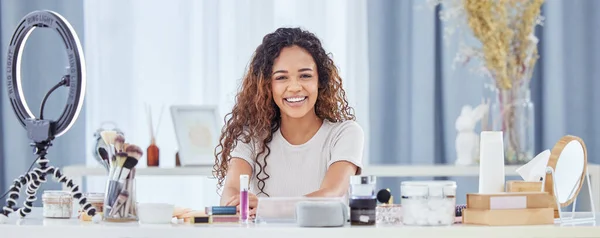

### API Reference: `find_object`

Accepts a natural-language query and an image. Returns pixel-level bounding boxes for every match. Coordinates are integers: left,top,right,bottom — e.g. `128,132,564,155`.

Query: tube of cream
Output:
240,174,249,223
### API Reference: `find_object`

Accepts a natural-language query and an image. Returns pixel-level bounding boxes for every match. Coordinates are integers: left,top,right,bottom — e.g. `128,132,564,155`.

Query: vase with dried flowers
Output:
429,0,545,164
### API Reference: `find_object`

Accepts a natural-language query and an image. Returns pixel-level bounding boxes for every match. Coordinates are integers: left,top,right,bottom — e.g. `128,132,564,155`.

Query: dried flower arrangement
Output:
429,0,545,89
429,0,545,164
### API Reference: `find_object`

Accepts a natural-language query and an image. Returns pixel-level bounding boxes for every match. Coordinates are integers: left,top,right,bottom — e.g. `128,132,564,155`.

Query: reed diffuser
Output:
145,103,164,167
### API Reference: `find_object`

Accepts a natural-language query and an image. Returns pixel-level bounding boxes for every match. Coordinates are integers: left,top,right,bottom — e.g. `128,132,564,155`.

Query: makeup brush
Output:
100,130,118,148
113,135,125,153
122,143,131,152
124,167,137,217
116,146,141,215
107,151,126,208
100,130,119,167
126,145,144,160
109,190,129,217
97,147,110,171
100,130,118,154
112,152,129,181
117,157,139,182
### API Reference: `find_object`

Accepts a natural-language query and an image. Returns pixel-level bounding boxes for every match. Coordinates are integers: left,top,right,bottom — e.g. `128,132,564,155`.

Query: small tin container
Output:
42,190,73,219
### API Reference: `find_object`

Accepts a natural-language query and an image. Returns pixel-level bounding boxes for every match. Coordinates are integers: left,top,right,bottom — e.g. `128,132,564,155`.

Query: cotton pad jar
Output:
400,181,456,226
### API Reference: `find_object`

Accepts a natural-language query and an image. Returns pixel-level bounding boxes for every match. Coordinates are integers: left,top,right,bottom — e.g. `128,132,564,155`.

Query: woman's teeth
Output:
285,97,306,103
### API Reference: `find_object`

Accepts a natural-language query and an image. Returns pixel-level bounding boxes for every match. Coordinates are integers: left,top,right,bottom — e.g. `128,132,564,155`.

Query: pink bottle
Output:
239,174,249,223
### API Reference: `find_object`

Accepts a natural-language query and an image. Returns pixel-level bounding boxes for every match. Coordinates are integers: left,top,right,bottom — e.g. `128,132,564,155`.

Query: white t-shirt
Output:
230,120,364,197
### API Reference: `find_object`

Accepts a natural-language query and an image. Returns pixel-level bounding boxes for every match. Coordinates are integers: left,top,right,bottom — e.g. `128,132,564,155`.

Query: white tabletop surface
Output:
1,208,599,238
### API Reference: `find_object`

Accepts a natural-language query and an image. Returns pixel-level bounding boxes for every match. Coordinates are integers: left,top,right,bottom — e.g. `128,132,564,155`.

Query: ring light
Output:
6,10,85,138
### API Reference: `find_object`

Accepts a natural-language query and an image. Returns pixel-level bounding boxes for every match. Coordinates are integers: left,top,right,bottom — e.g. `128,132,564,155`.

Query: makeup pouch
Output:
295,200,348,227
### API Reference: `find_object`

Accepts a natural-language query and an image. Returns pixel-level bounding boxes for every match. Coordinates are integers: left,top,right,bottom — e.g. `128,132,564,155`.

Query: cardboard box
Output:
462,208,554,226
466,192,555,210
506,181,543,192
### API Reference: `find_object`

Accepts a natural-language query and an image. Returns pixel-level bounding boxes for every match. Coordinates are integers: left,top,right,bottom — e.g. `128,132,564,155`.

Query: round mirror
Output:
544,135,587,207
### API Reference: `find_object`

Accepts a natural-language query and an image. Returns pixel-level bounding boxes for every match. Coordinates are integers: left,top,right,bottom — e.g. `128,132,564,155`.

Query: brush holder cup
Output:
103,178,138,222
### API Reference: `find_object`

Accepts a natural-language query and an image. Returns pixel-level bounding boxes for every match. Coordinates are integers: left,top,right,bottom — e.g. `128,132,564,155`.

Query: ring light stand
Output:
0,10,99,223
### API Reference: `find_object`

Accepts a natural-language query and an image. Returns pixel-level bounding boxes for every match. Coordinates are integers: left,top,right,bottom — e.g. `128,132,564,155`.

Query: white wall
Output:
83,0,369,209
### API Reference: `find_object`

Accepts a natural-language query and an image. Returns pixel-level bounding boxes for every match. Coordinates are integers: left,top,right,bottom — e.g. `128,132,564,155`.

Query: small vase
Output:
483,81,535,165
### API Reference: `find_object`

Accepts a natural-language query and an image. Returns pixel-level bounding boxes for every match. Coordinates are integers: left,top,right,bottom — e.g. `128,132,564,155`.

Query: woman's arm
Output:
220,158,253,205
304,161,358,197
305,121,364,198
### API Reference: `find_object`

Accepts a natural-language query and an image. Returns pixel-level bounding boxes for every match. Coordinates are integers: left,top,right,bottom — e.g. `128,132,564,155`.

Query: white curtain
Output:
83,0,369,209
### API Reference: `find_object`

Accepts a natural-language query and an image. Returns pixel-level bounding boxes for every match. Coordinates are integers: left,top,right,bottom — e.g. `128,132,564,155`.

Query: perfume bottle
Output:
147,138,159,167
376,188,402,225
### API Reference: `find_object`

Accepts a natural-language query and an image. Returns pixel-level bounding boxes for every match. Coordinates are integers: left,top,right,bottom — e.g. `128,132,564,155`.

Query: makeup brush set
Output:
98,131,143,221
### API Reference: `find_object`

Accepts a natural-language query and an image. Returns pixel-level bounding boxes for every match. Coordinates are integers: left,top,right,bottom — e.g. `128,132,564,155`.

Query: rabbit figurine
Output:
455,103,489,165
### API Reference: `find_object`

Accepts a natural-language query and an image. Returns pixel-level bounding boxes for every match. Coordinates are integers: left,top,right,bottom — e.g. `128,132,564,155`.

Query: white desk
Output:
1,208,599,238
62,164,600,210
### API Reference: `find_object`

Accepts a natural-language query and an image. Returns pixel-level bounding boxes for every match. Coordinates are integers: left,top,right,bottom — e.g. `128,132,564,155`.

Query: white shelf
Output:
63,165,216,177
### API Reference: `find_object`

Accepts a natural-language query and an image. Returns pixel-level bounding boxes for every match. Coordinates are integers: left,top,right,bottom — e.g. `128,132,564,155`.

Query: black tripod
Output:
0,122,98,222
1,10,98,223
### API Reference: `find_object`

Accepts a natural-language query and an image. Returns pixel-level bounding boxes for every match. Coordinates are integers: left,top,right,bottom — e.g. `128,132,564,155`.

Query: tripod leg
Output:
17,167,45,217
0,170,39,223
47,166,98,219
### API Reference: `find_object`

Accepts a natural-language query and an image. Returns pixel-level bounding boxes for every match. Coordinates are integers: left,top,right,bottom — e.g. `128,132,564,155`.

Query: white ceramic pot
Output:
137,203,174,224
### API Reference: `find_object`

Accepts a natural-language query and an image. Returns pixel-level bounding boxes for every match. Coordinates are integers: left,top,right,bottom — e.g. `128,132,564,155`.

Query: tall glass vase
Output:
483,81,535,165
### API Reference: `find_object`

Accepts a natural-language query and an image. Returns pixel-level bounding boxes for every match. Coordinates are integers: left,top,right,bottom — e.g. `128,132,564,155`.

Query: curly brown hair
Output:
213,27,355,196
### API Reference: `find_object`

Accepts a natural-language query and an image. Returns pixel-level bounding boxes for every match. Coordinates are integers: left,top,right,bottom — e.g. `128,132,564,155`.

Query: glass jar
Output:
376,204,402,224
401,181,456,226
42,190,73,219
104,178,138,222
79,192,104,221
349,175,377,225
349,175,376,199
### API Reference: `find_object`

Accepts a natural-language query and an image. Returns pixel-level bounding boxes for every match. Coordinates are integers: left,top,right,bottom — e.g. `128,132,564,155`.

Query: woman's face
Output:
271,45,319,120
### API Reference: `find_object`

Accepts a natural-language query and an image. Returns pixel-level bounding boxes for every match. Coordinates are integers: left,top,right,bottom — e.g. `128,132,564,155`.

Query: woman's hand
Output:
225,192,259,216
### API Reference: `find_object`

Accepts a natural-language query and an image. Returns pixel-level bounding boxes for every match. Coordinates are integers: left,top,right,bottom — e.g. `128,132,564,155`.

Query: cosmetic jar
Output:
349,198,377,225
349,175,377,225
400,181,456,226
79,192,104,221
376,204,402,224
376,189,402,225
349,175,376,199
42,190,73,219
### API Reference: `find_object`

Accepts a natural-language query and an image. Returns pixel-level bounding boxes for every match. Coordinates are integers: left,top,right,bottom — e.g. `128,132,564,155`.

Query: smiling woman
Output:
271,46,320,121
213,27,364,215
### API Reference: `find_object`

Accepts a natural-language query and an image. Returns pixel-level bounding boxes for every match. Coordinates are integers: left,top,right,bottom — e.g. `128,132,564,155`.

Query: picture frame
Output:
170,105,222,166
